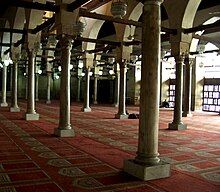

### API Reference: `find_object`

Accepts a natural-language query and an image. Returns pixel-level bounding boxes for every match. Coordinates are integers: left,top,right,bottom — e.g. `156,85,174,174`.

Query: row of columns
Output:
0,0,194,182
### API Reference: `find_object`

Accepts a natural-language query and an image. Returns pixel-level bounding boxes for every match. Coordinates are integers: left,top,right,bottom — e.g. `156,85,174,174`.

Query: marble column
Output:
77,76,81,102
10,61,20,112
0,64,8,107
182,56,192,117
54,36,74,137
124,0,170,181
115,62,128,119
46,72,51,104
82,66,91,112
93,75,98,104
35,73,39,101
113,71,120,107
25,75,28,100
25,50,39,120
168,55,187,130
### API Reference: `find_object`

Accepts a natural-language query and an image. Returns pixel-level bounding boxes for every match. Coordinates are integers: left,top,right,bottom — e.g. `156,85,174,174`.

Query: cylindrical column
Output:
46,72,51,104
25,50,39,120
182,56,192,117
35,73,39,101
10,61,20,112
123,0,170,181
1,64,8,107
77,77,81,102
115,62,127,119
54,36,74,137
168,55,187,130
113,71,120,107
82,67,91,112
93,75,98,104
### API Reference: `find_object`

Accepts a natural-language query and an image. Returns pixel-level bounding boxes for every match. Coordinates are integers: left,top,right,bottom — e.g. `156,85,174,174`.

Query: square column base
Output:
81,107,91,112
182,113,193,117
168,122,187,130
115,114,128,119
113,104,119,107
123,159,170,181
0,103,8,107
46,100,51,104
10,107,20,112
54,128,75,137
25,113,39,121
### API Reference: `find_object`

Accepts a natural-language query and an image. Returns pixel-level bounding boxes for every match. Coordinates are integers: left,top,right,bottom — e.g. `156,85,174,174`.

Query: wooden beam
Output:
183,20,220,34
79,8,176,34
79,8,142,27
0,28,27,34
0,43,11,47
77,37,120,46
31,16,55,34
67,0,92,12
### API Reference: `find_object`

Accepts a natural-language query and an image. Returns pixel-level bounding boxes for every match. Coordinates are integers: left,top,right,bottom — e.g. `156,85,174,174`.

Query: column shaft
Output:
113,72,120,107
124,0,170,181
25,50,39,120
54,36,74,137
115,63,127,119
82,67,91,112
46,72,51,104
1,65,8,107
77,77,81,102
93,75,98,104
168,55,187,130
35,74,39,101
183,57,192,117
10,61,20,112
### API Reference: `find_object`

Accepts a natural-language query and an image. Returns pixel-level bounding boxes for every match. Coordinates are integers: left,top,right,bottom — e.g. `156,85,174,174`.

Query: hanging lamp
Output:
111,0,128,19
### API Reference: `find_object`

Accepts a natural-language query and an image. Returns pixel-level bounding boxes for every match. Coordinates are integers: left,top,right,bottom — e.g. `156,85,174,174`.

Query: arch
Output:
1,20,10,58
26,0,46,48
12,8,25,44
182,0,202,28
82,19,105,51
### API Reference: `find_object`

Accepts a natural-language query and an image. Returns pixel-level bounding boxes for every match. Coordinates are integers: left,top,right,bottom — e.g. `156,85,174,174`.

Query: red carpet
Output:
0,100,219,192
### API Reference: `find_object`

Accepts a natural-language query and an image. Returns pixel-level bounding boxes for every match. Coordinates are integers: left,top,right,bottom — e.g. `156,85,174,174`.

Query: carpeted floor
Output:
0,100,219,192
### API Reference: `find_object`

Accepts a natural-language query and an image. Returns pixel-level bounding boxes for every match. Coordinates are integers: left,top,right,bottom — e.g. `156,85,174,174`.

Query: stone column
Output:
77,76,81,102
82,66,91,112
115,62,128,119
1,64,8,107
54,36,74,137
10,61,20,112
168,55,187,130
35,73,39,101
25,50,39,120
46,72,51,104
113,70,120,107
124,0,170,181
182,56,192,117
93,75,98,104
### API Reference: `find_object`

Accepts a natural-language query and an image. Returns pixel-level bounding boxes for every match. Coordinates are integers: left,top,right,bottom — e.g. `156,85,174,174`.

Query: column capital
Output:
59,36,73,50
143,0,164,6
